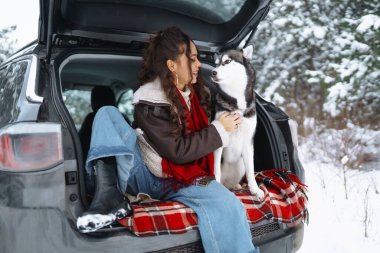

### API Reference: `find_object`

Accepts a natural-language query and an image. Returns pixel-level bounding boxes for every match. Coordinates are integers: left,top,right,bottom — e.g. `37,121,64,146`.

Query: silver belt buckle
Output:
194,176,214,187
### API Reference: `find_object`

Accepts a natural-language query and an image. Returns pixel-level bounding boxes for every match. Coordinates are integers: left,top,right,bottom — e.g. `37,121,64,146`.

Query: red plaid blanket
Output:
118,169,308,236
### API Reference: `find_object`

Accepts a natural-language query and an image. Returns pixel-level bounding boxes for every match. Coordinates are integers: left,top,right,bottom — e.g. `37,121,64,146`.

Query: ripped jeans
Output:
86,106,259,253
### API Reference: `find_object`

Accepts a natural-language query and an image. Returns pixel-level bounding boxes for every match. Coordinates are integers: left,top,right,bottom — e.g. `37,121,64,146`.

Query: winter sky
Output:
0,0,39,49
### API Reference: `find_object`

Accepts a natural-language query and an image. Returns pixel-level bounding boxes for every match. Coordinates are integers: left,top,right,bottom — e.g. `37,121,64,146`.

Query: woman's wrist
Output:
211,120,229,147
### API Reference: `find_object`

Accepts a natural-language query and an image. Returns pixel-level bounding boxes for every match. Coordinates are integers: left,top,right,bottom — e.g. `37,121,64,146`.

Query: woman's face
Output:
173,42,202,86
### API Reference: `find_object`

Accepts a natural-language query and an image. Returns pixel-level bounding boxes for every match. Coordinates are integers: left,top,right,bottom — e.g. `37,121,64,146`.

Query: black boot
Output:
77,157,133,233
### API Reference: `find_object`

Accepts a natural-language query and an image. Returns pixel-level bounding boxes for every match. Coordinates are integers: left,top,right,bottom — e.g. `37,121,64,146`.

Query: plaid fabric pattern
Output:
118,201,198,236
118,169,308,236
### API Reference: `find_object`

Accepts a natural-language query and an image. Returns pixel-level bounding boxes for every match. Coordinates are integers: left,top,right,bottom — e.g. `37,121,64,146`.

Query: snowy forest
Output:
0,26,16,64
250,1,380,252
253,0,379,134
0,0,379,252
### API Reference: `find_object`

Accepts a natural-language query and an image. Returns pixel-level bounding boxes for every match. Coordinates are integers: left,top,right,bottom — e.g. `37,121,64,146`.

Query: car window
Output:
0,61,29,128
118,89,134,123
63,89,92,130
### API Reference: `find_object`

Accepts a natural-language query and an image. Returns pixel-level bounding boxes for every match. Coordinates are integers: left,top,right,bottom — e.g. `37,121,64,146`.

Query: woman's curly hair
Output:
138,26,211,134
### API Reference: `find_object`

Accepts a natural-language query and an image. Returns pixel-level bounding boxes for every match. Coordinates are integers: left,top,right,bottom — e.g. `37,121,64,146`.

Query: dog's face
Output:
211,45,253,86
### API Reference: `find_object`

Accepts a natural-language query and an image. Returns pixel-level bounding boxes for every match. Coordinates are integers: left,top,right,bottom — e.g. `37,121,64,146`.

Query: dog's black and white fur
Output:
211,45,264,199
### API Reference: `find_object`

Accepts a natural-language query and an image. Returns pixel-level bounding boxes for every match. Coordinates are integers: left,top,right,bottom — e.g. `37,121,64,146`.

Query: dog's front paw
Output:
249,186,265,200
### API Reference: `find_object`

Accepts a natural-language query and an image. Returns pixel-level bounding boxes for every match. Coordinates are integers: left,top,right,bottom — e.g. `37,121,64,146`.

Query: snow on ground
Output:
297,145,380,253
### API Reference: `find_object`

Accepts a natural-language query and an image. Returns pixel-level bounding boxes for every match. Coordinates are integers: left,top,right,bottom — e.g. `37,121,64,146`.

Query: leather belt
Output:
192,176,215,187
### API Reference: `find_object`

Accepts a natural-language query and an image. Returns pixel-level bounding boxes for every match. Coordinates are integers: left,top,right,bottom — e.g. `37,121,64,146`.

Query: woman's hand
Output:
218,112,241,132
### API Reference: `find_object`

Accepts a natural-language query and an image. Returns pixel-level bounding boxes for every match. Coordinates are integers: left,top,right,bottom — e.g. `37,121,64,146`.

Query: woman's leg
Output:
77,156,133,233
127,165,258,252
78,106,136,232
168,181,259,253
126,162,173,200
86,106,139,190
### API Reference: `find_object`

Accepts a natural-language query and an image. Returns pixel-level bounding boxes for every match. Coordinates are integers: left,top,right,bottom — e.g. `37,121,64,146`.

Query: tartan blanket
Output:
118,169,308,236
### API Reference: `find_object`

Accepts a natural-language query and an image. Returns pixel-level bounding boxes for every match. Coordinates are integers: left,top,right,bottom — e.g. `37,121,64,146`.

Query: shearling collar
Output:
133,77,171,105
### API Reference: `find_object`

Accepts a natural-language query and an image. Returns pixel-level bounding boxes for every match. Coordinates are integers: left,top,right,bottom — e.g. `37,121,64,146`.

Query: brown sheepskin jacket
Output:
132,78,229,165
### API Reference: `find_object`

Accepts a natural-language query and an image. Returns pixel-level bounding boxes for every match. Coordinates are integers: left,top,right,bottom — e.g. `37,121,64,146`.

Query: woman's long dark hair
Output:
138,26,211,134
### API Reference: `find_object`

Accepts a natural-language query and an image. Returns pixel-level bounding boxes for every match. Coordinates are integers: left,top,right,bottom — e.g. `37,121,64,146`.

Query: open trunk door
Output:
39,0,271,55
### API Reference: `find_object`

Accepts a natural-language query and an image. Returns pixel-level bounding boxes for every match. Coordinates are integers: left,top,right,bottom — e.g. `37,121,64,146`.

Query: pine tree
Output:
252,0,380,134
0,26,17,64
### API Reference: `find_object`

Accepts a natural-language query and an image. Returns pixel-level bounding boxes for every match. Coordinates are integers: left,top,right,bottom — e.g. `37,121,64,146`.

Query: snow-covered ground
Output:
297,144,380,253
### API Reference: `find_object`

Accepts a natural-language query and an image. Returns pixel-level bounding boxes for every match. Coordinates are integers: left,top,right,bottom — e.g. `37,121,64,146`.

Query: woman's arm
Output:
135,103,222,164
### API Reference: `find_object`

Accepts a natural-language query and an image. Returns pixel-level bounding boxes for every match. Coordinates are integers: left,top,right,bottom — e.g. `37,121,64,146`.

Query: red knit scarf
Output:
161,86,214,189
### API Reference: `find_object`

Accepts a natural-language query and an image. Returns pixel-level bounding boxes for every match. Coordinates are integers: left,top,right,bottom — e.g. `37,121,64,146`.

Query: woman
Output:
78,27,259,253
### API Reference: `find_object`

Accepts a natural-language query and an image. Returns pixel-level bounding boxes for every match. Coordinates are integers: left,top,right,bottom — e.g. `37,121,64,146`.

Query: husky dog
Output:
211,45,264,199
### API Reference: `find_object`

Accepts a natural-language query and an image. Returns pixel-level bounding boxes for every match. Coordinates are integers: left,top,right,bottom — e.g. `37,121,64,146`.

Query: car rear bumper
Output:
257,222,304,253
0,203,304,253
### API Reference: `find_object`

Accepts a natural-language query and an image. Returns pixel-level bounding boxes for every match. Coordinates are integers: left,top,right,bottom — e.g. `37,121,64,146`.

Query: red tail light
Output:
0,123,63,172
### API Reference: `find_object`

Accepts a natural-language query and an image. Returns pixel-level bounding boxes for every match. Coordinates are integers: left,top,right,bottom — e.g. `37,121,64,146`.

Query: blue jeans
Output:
87,106,259,253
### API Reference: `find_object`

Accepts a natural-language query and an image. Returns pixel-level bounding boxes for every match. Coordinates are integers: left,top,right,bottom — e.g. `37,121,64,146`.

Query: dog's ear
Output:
242,45,253,60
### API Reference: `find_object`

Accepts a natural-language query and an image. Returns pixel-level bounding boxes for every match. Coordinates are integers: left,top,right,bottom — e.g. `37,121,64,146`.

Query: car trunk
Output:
48,47,298,250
